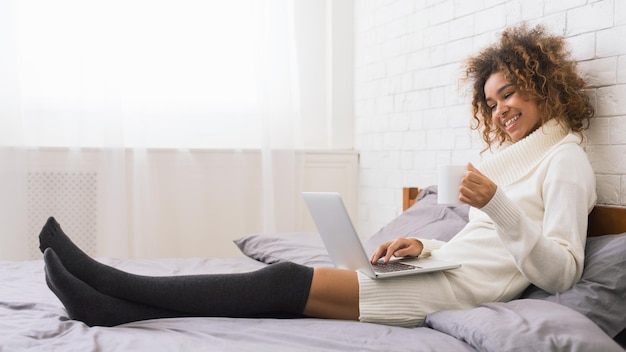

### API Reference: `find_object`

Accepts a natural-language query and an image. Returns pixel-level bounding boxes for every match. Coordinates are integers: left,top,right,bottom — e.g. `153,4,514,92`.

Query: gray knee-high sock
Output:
40,217,314,317
95,260,314,317
44,248,192,327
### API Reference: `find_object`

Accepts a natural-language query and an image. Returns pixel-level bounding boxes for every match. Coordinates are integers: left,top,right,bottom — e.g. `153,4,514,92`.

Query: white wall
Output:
354,0,626,238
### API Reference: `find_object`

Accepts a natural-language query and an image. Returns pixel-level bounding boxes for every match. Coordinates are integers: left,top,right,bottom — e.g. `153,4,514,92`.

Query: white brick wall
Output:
354,0,626,237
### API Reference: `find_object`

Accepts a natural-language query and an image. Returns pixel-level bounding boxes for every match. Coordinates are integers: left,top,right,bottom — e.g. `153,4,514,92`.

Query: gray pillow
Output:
233,232,333,267
425,299,623,352
521,233,626,337
363,185,469,253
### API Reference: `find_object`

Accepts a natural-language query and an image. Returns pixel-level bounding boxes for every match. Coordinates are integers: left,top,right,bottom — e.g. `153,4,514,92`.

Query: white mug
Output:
437,164,466,205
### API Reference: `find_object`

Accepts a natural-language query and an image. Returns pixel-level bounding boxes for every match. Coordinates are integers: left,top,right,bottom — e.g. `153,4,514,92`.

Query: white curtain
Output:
0,0,303,260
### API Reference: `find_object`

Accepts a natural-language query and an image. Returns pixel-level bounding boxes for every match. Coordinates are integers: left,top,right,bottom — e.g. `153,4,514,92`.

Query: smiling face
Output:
484,71,543,142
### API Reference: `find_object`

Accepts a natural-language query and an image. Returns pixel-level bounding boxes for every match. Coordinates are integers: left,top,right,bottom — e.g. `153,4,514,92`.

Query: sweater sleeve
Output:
480,152,596,294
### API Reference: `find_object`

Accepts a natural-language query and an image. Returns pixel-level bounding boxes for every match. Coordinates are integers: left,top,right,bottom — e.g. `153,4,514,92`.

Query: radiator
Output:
27,172,98,260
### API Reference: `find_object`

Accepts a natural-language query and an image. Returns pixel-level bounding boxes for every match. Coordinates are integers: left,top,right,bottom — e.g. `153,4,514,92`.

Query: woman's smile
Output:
504,113,520,129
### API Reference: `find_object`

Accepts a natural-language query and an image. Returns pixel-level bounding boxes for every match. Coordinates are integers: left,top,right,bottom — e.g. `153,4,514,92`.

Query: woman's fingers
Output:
463,163,486,184
370,241,392,264
370,238,423,264
392,239,423,258
460,162,497,208
383,240,403,263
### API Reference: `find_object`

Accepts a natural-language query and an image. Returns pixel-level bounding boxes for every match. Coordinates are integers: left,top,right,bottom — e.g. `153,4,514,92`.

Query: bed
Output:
1,186,625,351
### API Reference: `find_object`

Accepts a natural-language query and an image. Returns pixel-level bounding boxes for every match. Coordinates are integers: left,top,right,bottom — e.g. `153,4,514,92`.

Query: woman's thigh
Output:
303,267,359,320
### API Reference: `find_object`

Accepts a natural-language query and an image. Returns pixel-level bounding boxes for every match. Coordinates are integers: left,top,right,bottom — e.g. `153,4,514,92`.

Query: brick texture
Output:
354,0,626,237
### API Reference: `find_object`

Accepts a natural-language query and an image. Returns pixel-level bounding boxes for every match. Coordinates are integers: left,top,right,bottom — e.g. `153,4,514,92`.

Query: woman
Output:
40,24,596,327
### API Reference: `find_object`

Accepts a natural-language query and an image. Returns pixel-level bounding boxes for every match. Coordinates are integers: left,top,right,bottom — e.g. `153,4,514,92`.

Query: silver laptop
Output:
302,192,461,279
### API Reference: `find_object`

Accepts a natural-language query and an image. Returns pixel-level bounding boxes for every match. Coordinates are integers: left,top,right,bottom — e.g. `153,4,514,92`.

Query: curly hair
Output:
464,24,594,151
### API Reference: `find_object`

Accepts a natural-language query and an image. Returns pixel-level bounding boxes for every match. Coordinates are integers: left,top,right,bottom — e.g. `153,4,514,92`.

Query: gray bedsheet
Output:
0,257,475,352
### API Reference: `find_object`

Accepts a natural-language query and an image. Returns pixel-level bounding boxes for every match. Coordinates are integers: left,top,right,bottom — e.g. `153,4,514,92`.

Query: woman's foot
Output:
38,217,117,292
38,217,87,261
44,248,185,327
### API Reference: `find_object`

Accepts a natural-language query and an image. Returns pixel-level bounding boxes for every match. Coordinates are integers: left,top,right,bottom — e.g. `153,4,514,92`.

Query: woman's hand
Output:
370,237,424,264
459,162,497,208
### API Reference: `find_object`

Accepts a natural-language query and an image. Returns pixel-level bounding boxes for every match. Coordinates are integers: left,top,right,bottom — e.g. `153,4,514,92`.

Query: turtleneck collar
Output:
478,119,578,187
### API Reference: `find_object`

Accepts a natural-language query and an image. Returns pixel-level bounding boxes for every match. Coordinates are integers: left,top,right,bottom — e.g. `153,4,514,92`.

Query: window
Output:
12,0,292,148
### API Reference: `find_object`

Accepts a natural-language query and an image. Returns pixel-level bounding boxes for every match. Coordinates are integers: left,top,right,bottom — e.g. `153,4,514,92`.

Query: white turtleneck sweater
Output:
427,120,597,302
357,120,596,327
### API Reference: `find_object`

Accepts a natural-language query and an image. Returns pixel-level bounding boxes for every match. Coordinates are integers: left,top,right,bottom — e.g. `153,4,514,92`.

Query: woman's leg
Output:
40,217,360,323
304,267,360,320
44,248,192,327
39,217,314,315
45,247,360,326
43,250,315,318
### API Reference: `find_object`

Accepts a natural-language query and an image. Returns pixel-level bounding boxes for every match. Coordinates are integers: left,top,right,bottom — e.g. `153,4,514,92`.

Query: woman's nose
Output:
494,103,508,119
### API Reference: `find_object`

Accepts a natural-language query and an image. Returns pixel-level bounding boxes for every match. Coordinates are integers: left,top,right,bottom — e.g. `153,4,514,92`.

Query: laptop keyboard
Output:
372,262,418,273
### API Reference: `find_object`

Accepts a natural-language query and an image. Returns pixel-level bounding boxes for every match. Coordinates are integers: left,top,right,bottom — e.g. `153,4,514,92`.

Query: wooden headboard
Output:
402,187,626,237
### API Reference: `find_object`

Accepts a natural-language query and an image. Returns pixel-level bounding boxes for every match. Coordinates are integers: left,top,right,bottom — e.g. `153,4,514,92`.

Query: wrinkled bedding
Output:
1,257,477,352
2,255,622,352
3,187,624,351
